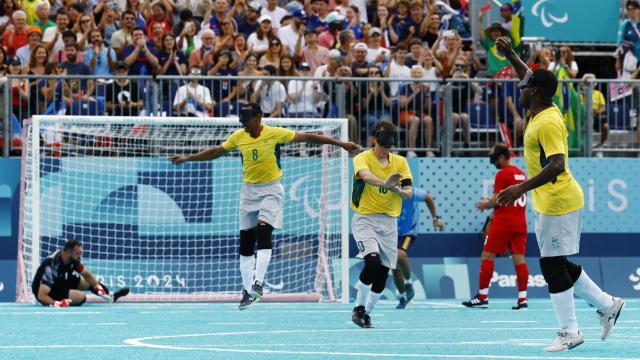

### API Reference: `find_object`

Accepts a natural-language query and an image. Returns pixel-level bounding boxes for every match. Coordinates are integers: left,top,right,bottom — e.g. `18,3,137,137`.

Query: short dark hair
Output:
63,239,81,252
55,9,68,18
373,120,397,133
531,69,558,100
627,0,640,9
492,143,510,157
131,26,146,35
122,10,136,19
392,44,408,53
62,30,76,40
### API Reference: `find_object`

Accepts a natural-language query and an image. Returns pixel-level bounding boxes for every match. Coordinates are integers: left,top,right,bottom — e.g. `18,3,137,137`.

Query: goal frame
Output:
17,115,350,304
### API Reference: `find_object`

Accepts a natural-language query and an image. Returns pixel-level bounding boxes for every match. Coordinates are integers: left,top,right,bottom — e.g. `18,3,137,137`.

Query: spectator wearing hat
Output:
2,10,29,56
251,64,286,117
7,55,29,120
236,1,261,38
299,29,329,74
110,11,137,58
84,30,116,76
287,61,320,118
261,0,287,30
365,27,389,66
318,11,344,49
351,42,371,77
173,66,213,117
16,26,42,67
314,48,341,78
247,14,275,54
106,62,144,116
278,8,306,54
33,1,55,33
478,10,512,76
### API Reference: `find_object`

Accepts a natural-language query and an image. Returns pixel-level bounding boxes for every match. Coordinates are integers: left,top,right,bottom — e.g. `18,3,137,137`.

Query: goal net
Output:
17,115,349,303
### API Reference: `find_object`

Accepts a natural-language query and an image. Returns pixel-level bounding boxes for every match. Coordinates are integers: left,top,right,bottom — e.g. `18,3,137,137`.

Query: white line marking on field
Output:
208,322,266,325
4,311,102,315
343,321,405,324
0,345,131,349
481,321,538,323
71,322,126,326
123,330,640,359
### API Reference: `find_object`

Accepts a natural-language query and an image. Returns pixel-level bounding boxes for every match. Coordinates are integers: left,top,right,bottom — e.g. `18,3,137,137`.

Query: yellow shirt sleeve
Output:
221,130,240,151
594,91,606,110
273,127,296,144
353,152,369,177
537,118,566,157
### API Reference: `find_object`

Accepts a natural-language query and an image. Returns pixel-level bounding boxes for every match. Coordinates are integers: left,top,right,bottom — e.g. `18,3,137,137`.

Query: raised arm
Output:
170,145,230,164
424,192,445,230
495,36,530,81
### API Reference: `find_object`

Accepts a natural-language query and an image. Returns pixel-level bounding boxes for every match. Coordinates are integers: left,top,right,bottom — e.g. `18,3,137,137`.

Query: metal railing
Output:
2,75,640,157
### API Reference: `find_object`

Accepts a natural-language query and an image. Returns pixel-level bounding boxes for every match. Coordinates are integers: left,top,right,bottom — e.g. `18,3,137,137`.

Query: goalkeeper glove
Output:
51,299,72,308
94,284,113,303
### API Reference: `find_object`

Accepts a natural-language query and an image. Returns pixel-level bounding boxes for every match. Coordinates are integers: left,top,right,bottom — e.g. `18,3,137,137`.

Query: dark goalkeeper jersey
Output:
31,250,85,293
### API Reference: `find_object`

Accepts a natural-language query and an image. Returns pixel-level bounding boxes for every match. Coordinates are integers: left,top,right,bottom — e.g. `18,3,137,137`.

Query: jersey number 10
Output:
513,194,526,207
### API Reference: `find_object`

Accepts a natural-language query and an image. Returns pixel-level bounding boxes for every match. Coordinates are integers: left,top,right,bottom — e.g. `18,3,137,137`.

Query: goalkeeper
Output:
31,239,130,307
170,103,358,310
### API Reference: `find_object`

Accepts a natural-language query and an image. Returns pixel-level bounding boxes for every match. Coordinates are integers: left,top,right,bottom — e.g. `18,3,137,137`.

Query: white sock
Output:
405,278,413,285
365,291,383,313
254,249,272,284
239,255,255,291
355,281,371,306
573,270,614,311
398,292,406,298
550,287,579,336
518,291,527,300
478,288,489,296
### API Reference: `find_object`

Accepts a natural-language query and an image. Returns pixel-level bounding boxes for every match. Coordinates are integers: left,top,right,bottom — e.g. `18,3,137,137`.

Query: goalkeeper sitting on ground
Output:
31,239,129,307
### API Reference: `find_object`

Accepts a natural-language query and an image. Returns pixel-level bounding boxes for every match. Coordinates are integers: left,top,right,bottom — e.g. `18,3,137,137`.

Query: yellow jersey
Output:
579,90,606,113
351,149,413,217
523,105,584,215
221,125,296,184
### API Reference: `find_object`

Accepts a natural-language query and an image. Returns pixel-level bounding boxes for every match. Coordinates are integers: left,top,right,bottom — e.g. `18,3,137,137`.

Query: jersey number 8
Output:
252,149,258,160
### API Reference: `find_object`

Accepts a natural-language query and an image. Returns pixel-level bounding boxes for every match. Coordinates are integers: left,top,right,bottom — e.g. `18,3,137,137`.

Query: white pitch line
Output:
343,321,405,324
0,345,132,349
4,311,102,315
70,322,127,326
208,322,266,325
481,320,538,323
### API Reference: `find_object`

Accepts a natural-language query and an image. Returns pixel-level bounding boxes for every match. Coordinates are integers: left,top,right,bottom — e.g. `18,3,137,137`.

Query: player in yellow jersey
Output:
350,121,413,328
494,37,624,352
170,103,358,310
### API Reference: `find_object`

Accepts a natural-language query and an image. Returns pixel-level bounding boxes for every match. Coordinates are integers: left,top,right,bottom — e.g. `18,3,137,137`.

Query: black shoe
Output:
462,295,488,308
396,297,409,309
239,290,257,310
512,300,528,310
112,287,130,303
352,305,373,328
249,281,264,299
405,283,415,302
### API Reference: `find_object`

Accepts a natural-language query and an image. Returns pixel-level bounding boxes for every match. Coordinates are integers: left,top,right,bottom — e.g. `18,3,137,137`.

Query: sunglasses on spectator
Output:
270,42,281,47
81,19,91,23
368,70,380,75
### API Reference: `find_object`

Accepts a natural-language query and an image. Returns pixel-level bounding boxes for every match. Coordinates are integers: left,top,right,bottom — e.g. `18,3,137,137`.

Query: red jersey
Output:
492,164,527,232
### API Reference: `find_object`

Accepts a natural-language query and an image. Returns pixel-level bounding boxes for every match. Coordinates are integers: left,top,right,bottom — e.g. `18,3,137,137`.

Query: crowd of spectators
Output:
0,0,638,155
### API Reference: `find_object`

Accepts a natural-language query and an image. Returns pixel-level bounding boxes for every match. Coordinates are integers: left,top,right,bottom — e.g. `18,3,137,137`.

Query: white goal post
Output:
17,115,350,303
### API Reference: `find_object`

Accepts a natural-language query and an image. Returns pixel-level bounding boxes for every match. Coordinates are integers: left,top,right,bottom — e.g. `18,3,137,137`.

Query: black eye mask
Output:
239,107,258,125
375,130,398,148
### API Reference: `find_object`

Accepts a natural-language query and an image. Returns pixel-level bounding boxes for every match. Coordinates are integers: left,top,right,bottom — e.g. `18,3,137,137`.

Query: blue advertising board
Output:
521,0,619,43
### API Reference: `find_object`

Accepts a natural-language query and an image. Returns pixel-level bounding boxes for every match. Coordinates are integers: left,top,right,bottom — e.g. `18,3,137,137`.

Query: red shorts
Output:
483,228,527,255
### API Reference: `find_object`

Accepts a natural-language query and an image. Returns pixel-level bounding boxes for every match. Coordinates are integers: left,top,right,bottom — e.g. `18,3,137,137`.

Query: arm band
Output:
400,178,412,187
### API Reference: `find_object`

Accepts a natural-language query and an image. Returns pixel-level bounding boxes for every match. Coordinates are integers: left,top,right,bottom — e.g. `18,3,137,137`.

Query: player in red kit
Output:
463,143,529,310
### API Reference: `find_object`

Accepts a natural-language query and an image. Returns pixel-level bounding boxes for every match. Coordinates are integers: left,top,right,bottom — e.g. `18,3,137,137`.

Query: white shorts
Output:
352,213,398,269
534,209,582,257
239,181,284,230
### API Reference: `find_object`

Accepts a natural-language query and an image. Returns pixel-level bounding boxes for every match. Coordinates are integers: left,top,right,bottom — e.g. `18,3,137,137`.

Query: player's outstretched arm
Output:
476,195,498,211
169,145,229,164
497,154,565,206
293,132,360,154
